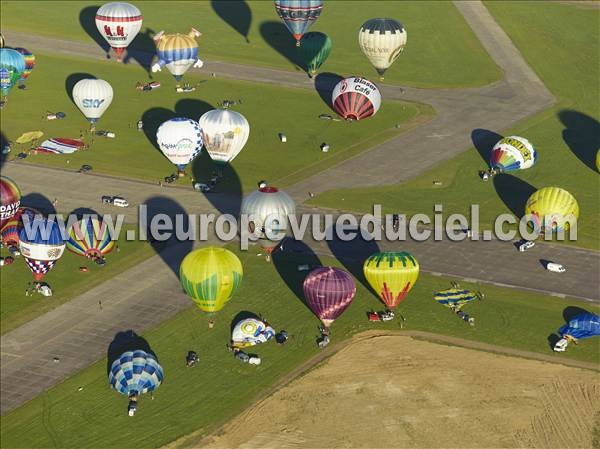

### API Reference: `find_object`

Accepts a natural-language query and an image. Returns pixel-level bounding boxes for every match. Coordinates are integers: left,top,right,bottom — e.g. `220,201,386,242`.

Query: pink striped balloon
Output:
303,266,356,327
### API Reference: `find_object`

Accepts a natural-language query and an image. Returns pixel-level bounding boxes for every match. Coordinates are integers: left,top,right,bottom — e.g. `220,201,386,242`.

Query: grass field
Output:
1,245,598,449
310,2,600,250
0,52,428,193
0,1,501,88
0,223,155,334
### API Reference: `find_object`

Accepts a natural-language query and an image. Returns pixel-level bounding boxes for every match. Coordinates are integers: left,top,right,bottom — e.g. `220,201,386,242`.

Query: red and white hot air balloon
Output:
332,76,381,121
95,2,143,61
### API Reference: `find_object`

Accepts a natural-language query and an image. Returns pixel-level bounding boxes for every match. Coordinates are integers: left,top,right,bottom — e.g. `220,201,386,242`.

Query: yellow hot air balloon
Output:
363,251,419,310
179,247,243,313
596,150,600,173
525,187,579,234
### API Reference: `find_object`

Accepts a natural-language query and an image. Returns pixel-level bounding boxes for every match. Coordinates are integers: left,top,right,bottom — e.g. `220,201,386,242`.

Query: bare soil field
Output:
196,334,600,449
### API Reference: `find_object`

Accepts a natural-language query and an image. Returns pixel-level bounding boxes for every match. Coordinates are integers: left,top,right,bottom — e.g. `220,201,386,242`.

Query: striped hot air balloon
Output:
298,32,331,76
18,218,66,281
14,48,35,83
95,2,143,61
332,77,381,121
303,266,356,328
524,187,579,235
0,207,39,247
67,216,115,259
489,136,537,173
358,18,407,81
274,0,323,46
198,109,249,166
0,176,21,229
363,251,419,310
152,28,202,82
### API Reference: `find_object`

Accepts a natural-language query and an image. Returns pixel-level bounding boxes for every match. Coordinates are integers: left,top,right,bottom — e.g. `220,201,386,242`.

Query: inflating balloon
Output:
434,284,482,325
152,28,203,83
298,32,331,76
554,312,600,352
72,78,113,125
179,247,243,313
156,117,203,173
231,317,275,348
0,48,25,98
274,0,323,46
524,187,579,235
363,251,419,309
67,216,115,259
0,176,22,229
332,77,381,121
358,18,406,81
198,109,249,166
18,218,66,281
490,136,537,173
303,266,356,327
95,2,143,61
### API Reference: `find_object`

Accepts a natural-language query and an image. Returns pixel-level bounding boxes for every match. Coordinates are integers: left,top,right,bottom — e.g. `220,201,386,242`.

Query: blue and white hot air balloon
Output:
18,218,66,281
0,48,25,99
156,117,203,174
72,78,113,125
554,312,600,352
274,0,323,46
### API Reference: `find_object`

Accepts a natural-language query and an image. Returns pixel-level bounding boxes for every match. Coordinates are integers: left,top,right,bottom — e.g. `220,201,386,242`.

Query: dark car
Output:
78,164,93,174
16,152,28,160
164,174,178,184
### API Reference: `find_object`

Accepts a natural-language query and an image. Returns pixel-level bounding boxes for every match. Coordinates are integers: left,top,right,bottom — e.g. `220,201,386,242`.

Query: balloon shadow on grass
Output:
123,27,156,78
144,196,193,276
558,110,600,173
212,0,252,44
79,6,111,57
314,72,343,111
20,193,56,216
493,174,536,219
106,330,157,376
471,128,502,165
65,73,95,106
260,21,303,70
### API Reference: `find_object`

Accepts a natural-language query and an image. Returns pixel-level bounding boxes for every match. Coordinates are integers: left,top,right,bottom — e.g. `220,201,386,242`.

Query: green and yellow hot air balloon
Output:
298,32,331,77
179,247,243,313
363,251,419,310
524,186,579,235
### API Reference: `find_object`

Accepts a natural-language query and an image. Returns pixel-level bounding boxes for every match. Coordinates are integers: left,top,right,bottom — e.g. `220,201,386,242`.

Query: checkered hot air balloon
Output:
18,218,66,281
156,117,203,173
303,266,356,328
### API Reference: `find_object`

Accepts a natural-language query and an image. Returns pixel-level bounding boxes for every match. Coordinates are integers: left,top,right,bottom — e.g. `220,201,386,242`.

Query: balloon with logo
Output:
0,176,21,230
72,78,113,126
363,251,419,310
156,118,203,174
298,32,331,77
332,77,381,121
241,185,295,260
524,187,579,235
0,48,25,98
13,48,35,85
1,207,39,247
358,18,407,81
179,247,243,314
303,267,356,328
152,28,203,83
67,216,115,260
231,317,276,349
198,109,249,168
95,2,143,61
490,136,537,174
18,218,66,281
274,0,323,47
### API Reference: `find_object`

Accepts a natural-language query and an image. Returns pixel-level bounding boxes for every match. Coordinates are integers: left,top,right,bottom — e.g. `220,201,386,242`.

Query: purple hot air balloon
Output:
303,266,356,327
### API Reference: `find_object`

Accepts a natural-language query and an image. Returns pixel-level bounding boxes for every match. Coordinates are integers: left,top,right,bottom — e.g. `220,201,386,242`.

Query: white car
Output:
546,262,566,273
102,196,129,207
518,240,535,252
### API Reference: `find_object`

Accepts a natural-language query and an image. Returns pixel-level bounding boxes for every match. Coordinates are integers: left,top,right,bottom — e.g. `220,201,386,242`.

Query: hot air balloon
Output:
240,185,295,260
363,251,419,310
95,2,143,62
72,78,113,127
13,48,35,86
108,349,164,416
0,207,39,247
0,176,21,230
434,283,482,325
152,28,203,83
358,18,407,81
179,247,243,313
554,312,600,352
524,187,579,235
198,109,249,169
67,216,115,261
303,266,356,328
18,218,66,281
0,48,25,99
231,317,276,349
298,31,331,77
156,118,203,174
332,77,381,121
489,136,537,174
274,0,323,47
0,33,4,48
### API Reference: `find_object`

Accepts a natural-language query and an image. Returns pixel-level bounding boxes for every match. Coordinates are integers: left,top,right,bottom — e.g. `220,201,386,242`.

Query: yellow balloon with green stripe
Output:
363,251,419,310
179,247,243,313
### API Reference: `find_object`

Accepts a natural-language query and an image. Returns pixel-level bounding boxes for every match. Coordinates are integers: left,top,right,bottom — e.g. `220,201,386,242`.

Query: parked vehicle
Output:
101,196,129,207
78,164,92,174
518,240,535,252
546,262,566,273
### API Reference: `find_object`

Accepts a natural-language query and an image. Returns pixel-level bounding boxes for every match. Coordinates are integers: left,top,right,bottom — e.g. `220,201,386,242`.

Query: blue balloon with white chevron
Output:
108,350,164,397
156,117,203,171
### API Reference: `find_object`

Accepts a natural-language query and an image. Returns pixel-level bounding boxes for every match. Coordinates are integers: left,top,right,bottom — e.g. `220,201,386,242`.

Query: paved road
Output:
1,2,597,416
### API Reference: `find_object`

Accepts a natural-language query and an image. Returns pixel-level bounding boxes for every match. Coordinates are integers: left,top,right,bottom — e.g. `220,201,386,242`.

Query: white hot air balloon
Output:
358,18,407,81
198,109,249,168
72,78,113,127
95,2,143,61
332,77,381,121
156,118,203,174
240,184,296,260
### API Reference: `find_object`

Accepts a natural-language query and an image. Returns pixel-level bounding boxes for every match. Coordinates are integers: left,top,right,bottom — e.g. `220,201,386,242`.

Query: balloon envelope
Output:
363,251,419,309
298,32,331,75
231,317,275,348
559,313,600,341
358,18,406,80
179,247,243,313
72,78,113,123
109,350,164,397
0,48,25,96
67,216,115,258
198,109,249,165
303,266,356,327
18,218,66,281
156,117,203,170
0,207,39,247
434,287,479,309
14,48,35,81
524,187,579,234
0,176,21,229
274,0,323,45
490,136,537,173
332,77,381,121
95,2,143,61
153,29,201,81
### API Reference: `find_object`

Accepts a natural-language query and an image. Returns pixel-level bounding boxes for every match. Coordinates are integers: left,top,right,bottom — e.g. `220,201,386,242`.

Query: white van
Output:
112,197,129,208
546,263,566,273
